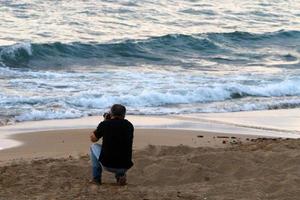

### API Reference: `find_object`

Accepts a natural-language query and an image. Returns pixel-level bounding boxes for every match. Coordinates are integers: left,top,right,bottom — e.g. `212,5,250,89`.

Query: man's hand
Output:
90,131,99,143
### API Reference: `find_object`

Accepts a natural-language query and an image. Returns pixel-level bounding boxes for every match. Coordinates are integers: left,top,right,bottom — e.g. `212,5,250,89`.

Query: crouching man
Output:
90,104,134,185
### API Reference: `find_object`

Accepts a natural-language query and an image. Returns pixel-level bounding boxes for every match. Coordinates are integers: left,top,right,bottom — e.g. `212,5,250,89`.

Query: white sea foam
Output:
232,79,300,97
66,79,300,108
9,96,300,123
1,64,300,122
0,42,32,59
15,109,82,122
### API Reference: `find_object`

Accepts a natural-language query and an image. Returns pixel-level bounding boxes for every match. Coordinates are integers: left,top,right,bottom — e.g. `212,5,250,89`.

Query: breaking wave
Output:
0,30,299,68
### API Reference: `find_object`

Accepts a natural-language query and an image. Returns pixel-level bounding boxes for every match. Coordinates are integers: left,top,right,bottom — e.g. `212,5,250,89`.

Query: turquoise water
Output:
0,0,300,123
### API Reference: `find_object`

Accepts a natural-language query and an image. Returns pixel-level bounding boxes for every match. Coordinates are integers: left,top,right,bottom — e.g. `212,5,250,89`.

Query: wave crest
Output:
0,30,298,68
0,42,32,67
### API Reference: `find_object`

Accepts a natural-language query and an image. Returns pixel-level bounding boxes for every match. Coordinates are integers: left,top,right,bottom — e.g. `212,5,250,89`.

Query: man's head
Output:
110,104,126,119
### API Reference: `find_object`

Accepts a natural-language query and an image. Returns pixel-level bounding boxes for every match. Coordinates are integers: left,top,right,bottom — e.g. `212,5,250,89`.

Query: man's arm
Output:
90,131,99,143
90,122,104,142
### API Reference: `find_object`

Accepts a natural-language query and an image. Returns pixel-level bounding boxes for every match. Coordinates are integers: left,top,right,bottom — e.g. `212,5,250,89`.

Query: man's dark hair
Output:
110,104,126,118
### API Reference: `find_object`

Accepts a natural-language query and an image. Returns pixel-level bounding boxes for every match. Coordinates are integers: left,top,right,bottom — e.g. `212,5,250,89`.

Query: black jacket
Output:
94,118,134,169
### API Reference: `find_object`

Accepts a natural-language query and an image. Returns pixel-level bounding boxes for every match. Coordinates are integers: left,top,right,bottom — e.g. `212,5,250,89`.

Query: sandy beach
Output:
1,0,300,199
1,116,300,200
0,128,255,163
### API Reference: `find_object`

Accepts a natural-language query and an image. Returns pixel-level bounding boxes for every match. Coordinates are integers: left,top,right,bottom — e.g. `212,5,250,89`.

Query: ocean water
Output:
0,0,300,124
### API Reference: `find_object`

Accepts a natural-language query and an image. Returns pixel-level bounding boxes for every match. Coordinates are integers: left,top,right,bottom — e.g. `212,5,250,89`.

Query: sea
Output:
0,0,300,124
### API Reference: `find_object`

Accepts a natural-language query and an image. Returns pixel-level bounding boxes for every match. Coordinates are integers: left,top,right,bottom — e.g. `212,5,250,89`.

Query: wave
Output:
1,76,300,122
12,98,300,122
2,78,300,109
1,77,299,104
0,43,32,67
0,30,299,68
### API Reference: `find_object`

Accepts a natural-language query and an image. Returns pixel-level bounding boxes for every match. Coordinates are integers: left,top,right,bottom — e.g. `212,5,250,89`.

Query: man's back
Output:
94,118,134,169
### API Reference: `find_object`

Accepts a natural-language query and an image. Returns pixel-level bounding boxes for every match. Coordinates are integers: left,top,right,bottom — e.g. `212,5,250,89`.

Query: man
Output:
90,104,134,185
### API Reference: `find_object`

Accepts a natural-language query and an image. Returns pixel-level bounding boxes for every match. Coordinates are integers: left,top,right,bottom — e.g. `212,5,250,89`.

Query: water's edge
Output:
1,109,300,151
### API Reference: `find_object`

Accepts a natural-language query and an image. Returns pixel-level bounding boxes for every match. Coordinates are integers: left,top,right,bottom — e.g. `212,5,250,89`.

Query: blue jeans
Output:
90,143,127,181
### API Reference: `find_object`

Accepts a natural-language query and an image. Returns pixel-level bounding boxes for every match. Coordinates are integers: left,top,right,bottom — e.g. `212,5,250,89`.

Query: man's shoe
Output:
89,179,101,185
117,175,127,186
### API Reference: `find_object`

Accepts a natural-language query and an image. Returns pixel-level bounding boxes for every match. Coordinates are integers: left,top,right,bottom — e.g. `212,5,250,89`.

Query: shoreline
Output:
2,108,300,133
1,109,300,151
1,109,300,199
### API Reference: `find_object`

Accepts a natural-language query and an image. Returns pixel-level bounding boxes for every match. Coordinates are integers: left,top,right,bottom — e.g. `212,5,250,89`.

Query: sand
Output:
2,111,300,150
182,108,300,134
0,128,250,163
1,128,300,200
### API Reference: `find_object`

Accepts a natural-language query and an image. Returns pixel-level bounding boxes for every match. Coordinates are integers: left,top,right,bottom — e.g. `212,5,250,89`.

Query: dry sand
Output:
0,129,300,200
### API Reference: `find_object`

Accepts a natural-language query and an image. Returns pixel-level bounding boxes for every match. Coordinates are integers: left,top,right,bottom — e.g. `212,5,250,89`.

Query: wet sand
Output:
0,128,251,163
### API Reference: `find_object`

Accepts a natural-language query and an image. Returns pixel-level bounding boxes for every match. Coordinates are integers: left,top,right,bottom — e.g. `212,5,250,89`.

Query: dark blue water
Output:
1,31,300,68
0,0,300,124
